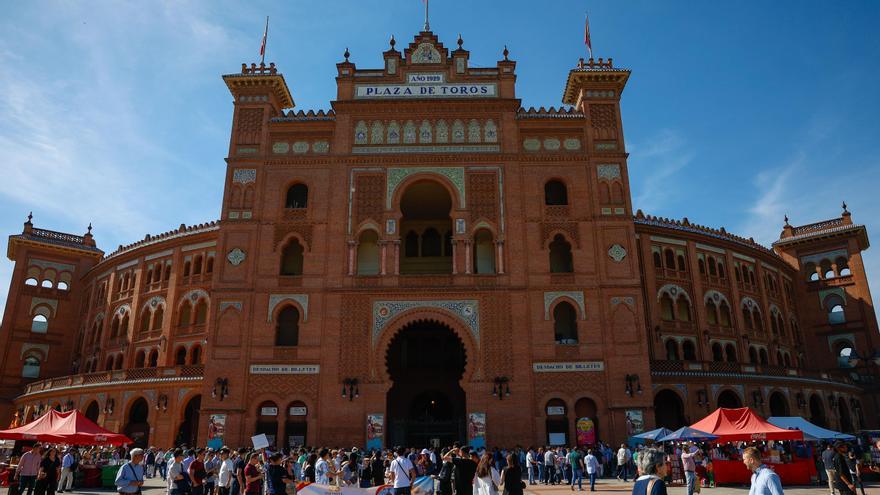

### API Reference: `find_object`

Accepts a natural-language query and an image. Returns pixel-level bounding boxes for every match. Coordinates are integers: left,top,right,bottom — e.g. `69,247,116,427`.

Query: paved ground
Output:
31,475,880,495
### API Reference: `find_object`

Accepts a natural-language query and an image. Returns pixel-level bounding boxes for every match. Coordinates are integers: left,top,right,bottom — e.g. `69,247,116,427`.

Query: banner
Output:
207,414,225,450
366,414,383,450
468,412,486,449
576,417,596,446
625,410,644,436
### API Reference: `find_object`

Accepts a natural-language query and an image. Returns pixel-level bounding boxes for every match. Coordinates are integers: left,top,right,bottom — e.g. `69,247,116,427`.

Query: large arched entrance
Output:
176,395,201,446
124,398,150,448
84,401,100,423
386,320,466,446
653,390,685,429
399,180,453,274
717,390,742,409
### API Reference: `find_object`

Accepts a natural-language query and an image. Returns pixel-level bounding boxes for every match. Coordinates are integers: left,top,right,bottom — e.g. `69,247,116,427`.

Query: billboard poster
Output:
576,417,596,446
207,414,225,450
625,409,644,436
468,412,486,449
366,414,384,450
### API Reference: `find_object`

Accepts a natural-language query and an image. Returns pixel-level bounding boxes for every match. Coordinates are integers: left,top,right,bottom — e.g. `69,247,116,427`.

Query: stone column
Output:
451,240,458,275
465,241,473,275
393,241,400,275
380,241,387,276
496,240,505,274
347,241,356,276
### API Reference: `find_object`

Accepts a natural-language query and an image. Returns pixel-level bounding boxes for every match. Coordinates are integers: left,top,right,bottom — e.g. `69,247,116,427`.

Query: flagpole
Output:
424,0,430,31
261,16,269,65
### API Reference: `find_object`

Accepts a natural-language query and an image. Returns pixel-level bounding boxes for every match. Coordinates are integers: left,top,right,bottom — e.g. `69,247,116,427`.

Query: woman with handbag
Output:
499,453,524,495
34,448,61,495
473,453,501,495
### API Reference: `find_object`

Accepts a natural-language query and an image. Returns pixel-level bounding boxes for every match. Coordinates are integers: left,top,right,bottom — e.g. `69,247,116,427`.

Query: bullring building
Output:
0,30,877,449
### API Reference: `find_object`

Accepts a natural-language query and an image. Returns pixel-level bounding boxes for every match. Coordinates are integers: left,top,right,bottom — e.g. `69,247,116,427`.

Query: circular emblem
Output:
227,248,246,266
378,306,390,318
462,305,474,317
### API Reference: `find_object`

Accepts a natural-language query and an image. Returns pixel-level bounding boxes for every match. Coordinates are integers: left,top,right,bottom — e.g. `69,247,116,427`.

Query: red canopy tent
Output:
690,407,803,442
0,409,131,445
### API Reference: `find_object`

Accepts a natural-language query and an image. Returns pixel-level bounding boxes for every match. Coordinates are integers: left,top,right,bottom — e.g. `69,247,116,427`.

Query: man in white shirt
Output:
526,448,537,485
217,449,235,495
616,444,631,482
389,447,417,495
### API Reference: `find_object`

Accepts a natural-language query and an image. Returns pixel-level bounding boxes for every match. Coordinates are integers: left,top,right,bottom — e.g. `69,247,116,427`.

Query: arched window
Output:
742,307,753,330
711,343,723,362
825,295,846,324
753,308,764,332
553,302,578,344
665,340,680,361
676,298,691,322
708,257,717,276
836,257,851,276
677,254,687,272
194,300,208,325
404,231,420,257
285,184,309,209
120,314,129,335
837,344,854,368
549,234,573,273
660,294,675,321
783,353,791,367
276,306,300,346
105,355,114,371
114,354,123,370
664,249,676,269
178,301,192,327
653,251,662,269
821,259,834,279
682,340,697,361
748,346,758,364
725,344,737,363
40,279,53,288
193,255,203,275
183,260,191,277
190,345,202,365
717,262,726,279
152,306,164,331
135,350,146,368
148,350,158,367
759,348,769,365
719,302,732,327
544,180,568,206
206,256,214,274
698,258,706,274
421,228,442,257
25,278,38,286
22,356,40,378
175,347,187,365
140,310,151,333
473,229,496,274
356,230,380,275
706,301,718,325
280,239,305,276
770,315,779,335
57,281,69,290
31,314,49,333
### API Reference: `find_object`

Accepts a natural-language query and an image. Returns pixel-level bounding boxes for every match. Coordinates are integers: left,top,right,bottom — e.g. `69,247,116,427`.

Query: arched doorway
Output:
574,398,600,445
653,390,685,429
386,320,466,446
285,401,308,448
124,398,150,448
84,401,100,423
838,397,853,433
809,394,826,427
717,390,742,409
176,395,201,447
545,399,569,445
399,180,453,274
255,401,280,448
768,392,789,417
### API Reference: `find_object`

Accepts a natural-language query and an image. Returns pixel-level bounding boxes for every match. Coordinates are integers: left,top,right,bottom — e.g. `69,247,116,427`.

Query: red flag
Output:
260,16,269,63
584,14,593,59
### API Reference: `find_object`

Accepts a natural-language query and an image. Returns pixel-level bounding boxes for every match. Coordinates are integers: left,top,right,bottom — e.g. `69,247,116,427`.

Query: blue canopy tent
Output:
658,426,718,443
628,427,673,447
767,416,856,441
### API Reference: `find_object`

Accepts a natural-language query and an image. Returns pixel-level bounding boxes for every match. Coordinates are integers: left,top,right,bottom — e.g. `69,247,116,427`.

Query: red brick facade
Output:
0,31,876,449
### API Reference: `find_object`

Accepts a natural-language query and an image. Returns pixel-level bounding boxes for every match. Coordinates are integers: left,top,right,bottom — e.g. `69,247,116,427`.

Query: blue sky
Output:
1,0,879,317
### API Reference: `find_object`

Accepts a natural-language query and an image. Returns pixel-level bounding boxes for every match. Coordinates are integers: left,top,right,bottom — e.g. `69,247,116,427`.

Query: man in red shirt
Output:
189,449,208,495
244,453,264,495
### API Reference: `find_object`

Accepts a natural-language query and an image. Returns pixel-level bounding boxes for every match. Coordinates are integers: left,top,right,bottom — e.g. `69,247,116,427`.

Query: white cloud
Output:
628,129,695,213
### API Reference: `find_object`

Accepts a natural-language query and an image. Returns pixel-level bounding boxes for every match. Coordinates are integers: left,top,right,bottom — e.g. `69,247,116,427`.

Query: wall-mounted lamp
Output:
796,393,806,410
696,389,709,408
155,393,169,412
625,374,642,396
103,398,115,414
212,378,229,401
342,378,359,401
492,377,511,400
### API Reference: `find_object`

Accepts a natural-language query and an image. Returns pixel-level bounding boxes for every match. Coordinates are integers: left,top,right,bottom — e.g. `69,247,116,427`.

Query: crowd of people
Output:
4,439,879,495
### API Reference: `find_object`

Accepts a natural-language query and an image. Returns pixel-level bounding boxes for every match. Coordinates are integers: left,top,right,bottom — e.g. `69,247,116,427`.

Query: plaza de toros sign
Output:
355,72,497,99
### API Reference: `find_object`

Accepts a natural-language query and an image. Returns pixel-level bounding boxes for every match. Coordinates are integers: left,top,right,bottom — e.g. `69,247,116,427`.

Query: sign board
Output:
250,364,320,375
289,407,307,416
407,73,445,84
547,406,566,416
251,433,270,450
533,362,605,373
355,83,497,99
260,407,278,416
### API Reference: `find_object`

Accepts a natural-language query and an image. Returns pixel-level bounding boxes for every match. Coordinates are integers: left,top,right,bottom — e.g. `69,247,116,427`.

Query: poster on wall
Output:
366,414,384,450
625,410,644,436
468,412,486,449
207,414,225,450
576,417,596,446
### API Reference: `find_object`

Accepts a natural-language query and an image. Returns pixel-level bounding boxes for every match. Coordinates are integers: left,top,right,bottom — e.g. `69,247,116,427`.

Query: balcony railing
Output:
21,365,204,396
650,360,856,385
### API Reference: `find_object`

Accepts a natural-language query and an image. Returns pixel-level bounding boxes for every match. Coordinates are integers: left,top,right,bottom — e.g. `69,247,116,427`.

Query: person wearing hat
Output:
115,448,145,495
